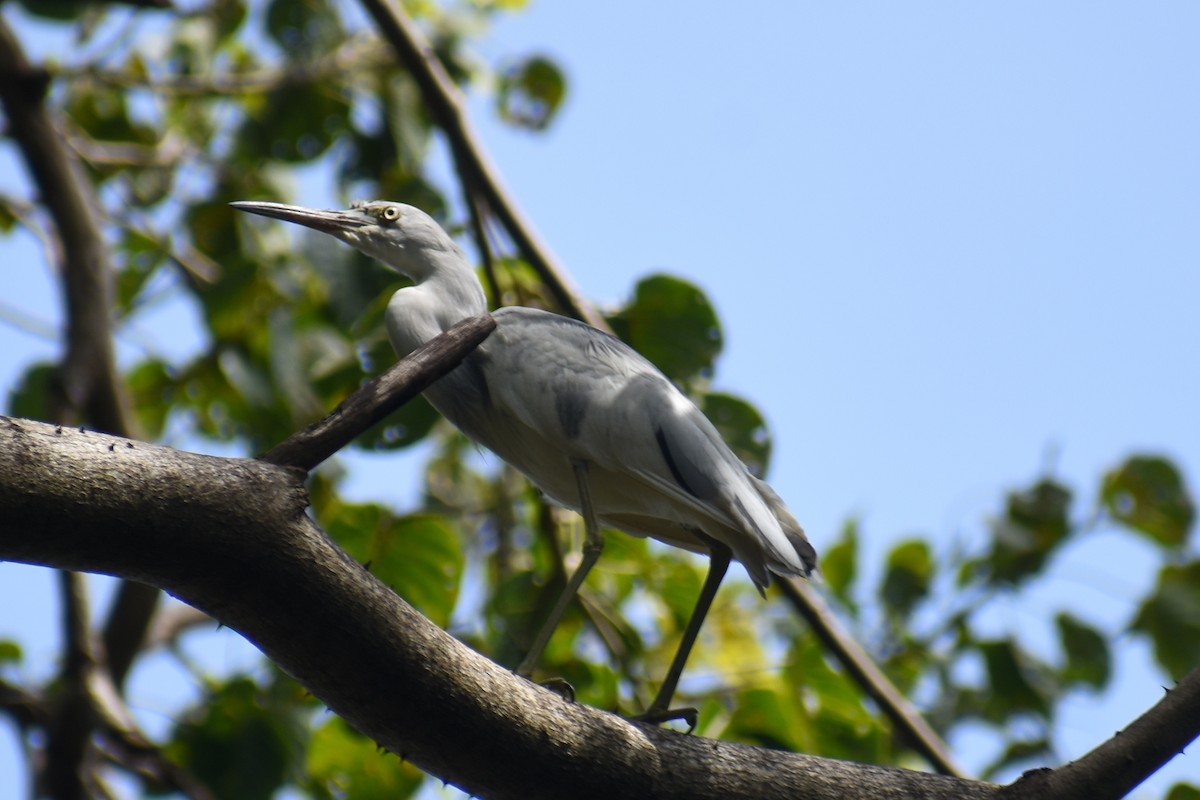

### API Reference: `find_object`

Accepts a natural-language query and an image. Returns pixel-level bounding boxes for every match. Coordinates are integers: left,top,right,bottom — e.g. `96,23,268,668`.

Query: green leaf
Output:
7,362,56,421
985,478,1073,585
1102,455,1195,547
0,640,22,664
325,506,463,628
607,274,723,386
977,639,1053,720
1131,560,1200,681
700,392,770,477
820,519,859,609
880,539,932,620
1166,784,1200,800
304,716,421,800
265,0,343,57
497,55,567,131
1055,612,1110,691
167,676,307,800
124,359,174,440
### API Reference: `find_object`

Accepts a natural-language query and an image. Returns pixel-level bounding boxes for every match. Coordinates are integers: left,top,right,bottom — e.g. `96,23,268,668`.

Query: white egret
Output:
231,199,817,724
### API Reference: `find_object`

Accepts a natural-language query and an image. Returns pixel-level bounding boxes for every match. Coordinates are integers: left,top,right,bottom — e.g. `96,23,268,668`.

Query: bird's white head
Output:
230,199,464,282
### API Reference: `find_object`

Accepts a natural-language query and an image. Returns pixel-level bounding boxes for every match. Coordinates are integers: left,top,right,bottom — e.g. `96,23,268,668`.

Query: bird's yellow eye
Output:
381,206,400,222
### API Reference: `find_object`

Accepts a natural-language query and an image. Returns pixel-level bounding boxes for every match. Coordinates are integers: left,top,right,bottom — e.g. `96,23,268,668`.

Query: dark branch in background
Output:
357,0,607,331
777,579,964,777
0,19,165,796
0,19,132,434
260,314,496,470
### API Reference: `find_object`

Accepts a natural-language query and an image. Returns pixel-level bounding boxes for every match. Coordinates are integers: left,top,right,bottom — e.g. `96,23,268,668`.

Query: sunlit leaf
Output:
304,716,422,800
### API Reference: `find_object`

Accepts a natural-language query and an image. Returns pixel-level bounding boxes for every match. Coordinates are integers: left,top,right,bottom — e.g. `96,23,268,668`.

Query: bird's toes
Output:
534,677,576,702
628,705,698,733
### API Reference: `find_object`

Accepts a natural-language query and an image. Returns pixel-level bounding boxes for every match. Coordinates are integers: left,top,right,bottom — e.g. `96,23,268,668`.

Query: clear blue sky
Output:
1,2,1197,797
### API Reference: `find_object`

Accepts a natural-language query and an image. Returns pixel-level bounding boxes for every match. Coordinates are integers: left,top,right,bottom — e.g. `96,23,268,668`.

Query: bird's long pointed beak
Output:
230,201,368,235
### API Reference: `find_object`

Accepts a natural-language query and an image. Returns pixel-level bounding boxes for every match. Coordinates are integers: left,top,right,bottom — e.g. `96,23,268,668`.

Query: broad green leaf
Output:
0,640,22,663
166,675,307,800
7,362,55,421
1131,560,1200,681
880,539,932,620
985,478,1073,585
497,55,567,131
1102,455,1195,547
1167,784,1200,800
1055,612,1110,691
304,716,422,800
265,0,343,57
124,359,175,440
700,392,771,477
820,519,859,609
325,506,463,628
607,274,722,386
977,639,1053,721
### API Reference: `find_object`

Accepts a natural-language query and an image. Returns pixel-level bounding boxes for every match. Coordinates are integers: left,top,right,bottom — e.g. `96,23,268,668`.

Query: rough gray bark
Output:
2,412,1196,799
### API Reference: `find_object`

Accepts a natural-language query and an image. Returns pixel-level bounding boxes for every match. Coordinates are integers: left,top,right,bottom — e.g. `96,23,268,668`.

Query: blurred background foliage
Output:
0,0,1196,797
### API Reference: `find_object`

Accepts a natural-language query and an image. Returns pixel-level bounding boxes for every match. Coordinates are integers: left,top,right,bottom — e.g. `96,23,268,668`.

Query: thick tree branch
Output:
2,415,1194,798
261,314,496,470
0,416,1000,800
356,0,606,330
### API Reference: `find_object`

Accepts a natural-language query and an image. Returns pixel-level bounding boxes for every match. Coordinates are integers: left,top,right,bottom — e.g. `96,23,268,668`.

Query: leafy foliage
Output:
0,1,1197,798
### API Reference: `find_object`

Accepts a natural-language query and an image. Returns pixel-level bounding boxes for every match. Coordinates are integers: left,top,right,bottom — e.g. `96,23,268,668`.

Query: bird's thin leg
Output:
517,460,604,680
634,541,732,729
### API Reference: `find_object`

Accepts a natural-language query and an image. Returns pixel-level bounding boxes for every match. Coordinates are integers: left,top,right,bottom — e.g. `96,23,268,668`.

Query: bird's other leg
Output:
516,460,605,684
633,540,732,731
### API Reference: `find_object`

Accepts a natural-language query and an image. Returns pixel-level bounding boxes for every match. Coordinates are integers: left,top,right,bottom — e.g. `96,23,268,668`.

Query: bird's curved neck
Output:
384,253,487,357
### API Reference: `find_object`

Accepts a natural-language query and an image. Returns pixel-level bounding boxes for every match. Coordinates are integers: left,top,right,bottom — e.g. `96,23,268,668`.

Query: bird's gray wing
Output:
482,308,808,584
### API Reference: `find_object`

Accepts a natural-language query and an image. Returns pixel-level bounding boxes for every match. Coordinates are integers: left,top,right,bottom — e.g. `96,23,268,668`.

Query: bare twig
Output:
356,0,606,331
53,36,388,97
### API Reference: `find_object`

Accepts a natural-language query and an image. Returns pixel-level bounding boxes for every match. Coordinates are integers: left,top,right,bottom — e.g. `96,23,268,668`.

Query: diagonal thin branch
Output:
776,578,966,777
356,0,607,331
260,313,496,471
